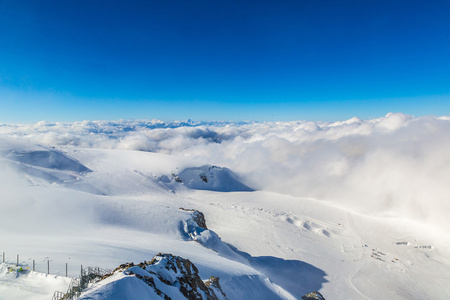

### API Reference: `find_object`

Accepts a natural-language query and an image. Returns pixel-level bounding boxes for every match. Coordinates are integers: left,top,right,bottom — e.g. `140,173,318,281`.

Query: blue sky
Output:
1,0,449,123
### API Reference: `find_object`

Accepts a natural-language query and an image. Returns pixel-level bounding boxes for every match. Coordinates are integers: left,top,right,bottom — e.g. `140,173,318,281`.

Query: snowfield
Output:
1,114,450,299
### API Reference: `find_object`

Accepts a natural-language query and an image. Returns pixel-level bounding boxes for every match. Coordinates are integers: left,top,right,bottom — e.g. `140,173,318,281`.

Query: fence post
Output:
47,260,49,275
33,259,35,271
17,254,19,266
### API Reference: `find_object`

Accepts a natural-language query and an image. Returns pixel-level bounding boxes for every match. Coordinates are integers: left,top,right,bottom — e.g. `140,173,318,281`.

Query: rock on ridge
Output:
147,253,223,300
178,208,247,263
301,291,326,300
81,253,228,300
179,208,208,230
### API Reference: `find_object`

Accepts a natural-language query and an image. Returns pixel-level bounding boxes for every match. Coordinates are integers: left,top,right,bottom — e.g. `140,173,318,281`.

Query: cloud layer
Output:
2,113,450,230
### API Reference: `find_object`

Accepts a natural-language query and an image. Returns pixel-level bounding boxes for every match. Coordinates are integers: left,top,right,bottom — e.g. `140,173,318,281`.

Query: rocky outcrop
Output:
302,291,326,300
171,172,183,183
205,276,228,299
93,253,228,300
178,208,246,264
127,271,172,300
148,253,221,300
179,208,208,230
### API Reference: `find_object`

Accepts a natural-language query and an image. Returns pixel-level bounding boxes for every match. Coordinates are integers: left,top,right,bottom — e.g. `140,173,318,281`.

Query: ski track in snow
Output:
344,212,371,300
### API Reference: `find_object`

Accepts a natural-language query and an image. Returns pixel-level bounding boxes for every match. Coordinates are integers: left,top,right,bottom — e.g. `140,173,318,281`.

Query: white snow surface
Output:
0,114,450,299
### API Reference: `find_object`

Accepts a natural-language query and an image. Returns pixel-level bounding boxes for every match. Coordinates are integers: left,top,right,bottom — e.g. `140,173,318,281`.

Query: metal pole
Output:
2,252,4,263
33,259,35,271
47,260,49,274
17,254,19,266
66,263,68,277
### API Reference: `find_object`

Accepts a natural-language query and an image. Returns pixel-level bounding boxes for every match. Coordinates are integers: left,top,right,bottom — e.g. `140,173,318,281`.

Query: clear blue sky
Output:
1,0,449,123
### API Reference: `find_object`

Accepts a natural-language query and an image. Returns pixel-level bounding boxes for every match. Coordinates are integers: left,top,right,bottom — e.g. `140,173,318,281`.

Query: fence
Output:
51,266,111,300
1,251,77,277
1,251,111,300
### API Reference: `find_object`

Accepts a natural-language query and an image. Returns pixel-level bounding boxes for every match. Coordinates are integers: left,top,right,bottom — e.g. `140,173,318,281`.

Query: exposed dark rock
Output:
128,270,172,300
171,172,183,182
101,262,136,281
205,276,228,299
98,253,226,300
302,291,326,300
149,253,219,300
179,208,208,230
200,173,208,183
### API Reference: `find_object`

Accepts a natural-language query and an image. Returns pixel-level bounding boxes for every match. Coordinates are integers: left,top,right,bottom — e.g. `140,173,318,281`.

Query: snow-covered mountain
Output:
1,114,450,299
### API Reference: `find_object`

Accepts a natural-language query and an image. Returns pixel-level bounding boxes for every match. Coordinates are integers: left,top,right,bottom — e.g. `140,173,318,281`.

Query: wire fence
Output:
1,251,80,278
1,250,112,300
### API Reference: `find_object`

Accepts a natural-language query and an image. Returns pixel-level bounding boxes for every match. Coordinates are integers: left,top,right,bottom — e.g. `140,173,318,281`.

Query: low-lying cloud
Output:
2,113,450,231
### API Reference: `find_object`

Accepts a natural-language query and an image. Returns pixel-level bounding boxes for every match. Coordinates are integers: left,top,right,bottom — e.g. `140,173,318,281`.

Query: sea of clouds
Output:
2,113,450,231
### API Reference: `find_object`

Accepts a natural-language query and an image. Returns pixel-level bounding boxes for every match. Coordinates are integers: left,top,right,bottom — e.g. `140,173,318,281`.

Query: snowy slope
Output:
1,115,450,299
178,165,253,192
0,139,295,299
0,263,71,300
